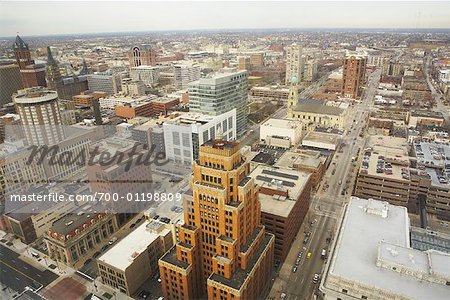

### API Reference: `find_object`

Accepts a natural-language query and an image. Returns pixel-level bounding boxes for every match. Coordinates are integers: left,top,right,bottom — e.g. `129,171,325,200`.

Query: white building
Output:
87,71,122,95
130,65,160,86
163,109,236,164
260,118,302,148
303,58,318,82
121,78,146,96
320,197,450,300
285,43,304,84
173,61,201,89
99,95,156,110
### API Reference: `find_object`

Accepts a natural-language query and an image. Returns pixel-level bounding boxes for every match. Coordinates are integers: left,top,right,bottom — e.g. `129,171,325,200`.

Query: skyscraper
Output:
341,50,367,99
13,35,47,88
188,69,248,137
46,46,64,97
285,43,304,85
0,63,23,107
13,87,64,145
159,139,275,300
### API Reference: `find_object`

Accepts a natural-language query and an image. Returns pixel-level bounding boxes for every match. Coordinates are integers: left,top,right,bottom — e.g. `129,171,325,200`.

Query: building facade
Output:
341,51,367,99
174,62,201,90
188,69,248,137
163,110,237,164
0,63,23,107
128,45,156,67
158,140,275,300
13,87,64,145
285,43,304,84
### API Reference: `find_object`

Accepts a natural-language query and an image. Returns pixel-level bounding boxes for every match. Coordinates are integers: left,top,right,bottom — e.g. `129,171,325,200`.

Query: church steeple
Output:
287,75,299,118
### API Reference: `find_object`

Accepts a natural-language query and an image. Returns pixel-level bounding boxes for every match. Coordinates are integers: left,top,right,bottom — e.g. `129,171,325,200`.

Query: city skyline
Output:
0,1,449,37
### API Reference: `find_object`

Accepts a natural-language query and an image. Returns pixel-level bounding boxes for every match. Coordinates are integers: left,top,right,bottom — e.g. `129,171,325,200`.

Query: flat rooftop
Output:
249,165,310,217
261,118,302,129
98,220,170,271
327,197,450,300
275,151,323,170
50,203,106,236
302,131,340,145
361,151,411,181
367,135,409,156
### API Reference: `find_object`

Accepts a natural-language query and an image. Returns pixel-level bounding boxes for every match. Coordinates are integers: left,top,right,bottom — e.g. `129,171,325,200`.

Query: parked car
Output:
109,237,117,245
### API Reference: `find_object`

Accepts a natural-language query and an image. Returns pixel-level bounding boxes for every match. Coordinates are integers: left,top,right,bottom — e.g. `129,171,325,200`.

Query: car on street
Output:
138,290,151,299
292,266,297,273
313,273,320,284
307,252,312,259
109,237,117,245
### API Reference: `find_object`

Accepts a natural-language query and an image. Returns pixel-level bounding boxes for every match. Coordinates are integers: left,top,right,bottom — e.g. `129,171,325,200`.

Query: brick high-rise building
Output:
341,51,367,99
13,35,47,88
159,140,275,300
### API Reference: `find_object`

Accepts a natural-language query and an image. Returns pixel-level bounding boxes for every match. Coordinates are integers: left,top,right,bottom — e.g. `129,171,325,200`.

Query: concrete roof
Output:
98,221,170,271
327,197,450,300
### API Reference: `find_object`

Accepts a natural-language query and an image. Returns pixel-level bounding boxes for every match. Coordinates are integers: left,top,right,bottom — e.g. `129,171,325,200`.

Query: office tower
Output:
285,43,304,85
159,139,275,300
46,46,64,97
12,35,46,88
130,65,160,86
287,75,299,118
13,87,64,145
0,63,23,106
13,35,33,69
128,45,156,67
87,71,122,95
173,62,201,89
188,69,248,137
250,53,264,67
341,50,367,98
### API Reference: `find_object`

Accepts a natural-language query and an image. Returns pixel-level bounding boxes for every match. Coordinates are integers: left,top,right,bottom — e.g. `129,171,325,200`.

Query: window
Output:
172,132,180,145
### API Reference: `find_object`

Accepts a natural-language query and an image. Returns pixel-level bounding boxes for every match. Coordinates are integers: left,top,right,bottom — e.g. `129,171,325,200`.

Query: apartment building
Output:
341,50,367,99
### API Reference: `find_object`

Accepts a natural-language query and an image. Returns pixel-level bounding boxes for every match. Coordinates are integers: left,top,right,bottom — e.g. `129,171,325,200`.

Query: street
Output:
271,69,381,300
0,244,58,295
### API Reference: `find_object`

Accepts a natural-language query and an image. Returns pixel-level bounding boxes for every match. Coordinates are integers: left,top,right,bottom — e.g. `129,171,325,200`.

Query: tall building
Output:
130,65,160,86
128,45,156,67
12,35,46,88
159,140,275,300
12,35,33,69
0,63,23,106
341,50,367,99
285,43,304,85
46,46,64,97
13,87,64,145
188,69,248,136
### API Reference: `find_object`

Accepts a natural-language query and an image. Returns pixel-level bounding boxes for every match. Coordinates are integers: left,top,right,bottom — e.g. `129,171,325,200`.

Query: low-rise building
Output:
97,220,174,296
320,197,450,300
44,204,119,267
260,118,302,148
302,131,341,151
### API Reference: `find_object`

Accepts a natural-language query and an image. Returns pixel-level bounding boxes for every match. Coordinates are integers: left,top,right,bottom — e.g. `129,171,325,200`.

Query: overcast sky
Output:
1,1,449,36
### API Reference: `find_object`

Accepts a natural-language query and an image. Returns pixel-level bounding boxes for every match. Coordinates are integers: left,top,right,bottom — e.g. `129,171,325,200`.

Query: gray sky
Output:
1,1,449,36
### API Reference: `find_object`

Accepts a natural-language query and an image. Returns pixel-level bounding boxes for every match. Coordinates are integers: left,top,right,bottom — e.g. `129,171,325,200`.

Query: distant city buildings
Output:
173,61,201,89
128,45,156,67
87,71,122,95
188,69,248,136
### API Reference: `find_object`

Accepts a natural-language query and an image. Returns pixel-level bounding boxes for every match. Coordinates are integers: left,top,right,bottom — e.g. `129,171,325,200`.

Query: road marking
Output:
0,260,45,286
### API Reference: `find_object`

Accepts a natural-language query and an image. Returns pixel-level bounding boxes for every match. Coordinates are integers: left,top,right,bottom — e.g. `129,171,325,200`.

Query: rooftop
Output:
261,118,302,129
98,220,170,271
249,165,310,217
327,197,450,300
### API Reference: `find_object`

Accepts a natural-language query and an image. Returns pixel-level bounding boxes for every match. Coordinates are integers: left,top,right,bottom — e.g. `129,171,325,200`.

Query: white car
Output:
109,237,117,245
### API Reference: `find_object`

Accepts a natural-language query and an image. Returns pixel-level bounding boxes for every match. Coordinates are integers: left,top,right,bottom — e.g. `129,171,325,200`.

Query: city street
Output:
0,244,58,295
269,69,381,300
